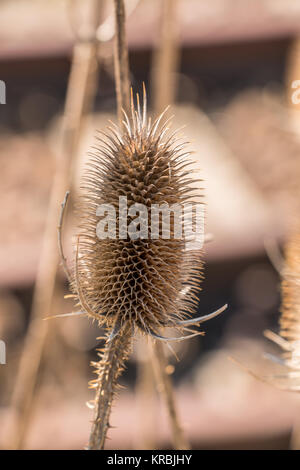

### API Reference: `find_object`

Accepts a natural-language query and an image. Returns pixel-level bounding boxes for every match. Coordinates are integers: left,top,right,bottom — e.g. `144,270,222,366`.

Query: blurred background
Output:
0,0,300,450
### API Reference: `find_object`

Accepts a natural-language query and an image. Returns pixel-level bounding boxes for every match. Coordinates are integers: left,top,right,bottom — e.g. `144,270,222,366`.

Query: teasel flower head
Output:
71,87,226,341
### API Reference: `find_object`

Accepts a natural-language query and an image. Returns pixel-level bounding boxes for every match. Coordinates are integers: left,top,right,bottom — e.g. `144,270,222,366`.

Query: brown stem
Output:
151,0,180,114
134,338,157,449
149,0,188,451
151,341,189,450
88,326,132,450
7,3,102,450
113,0,131,122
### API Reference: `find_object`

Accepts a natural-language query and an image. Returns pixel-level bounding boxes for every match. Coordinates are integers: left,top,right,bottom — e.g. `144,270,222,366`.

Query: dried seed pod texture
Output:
280,229,300,342
73,89,204,337
261,227,300,391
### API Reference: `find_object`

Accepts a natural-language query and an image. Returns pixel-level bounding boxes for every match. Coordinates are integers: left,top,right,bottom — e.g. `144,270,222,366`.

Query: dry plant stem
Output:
281,227,300,449
149,0,189,450
151,0,179,114
134,339,157,449
286,38,300,118
151,341,189,450
88,327,132,450
113,0,130,121
8,12,102,449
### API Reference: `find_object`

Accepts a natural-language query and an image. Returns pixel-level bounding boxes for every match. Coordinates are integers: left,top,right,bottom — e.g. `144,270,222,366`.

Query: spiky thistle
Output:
60,88,226,449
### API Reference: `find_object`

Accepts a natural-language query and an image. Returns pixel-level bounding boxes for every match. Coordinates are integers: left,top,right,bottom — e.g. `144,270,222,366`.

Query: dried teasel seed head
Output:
73,89,204,336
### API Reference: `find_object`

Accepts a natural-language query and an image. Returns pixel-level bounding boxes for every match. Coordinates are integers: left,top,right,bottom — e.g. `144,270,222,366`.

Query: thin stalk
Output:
113,0,130,121
149,0,189,450
151,341,189,450
134,338,157,449
151,0,180,114
88,326,132,450
7,1,103,450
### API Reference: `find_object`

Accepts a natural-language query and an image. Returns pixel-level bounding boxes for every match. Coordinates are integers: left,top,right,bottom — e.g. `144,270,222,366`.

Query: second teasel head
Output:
73,89,224,340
